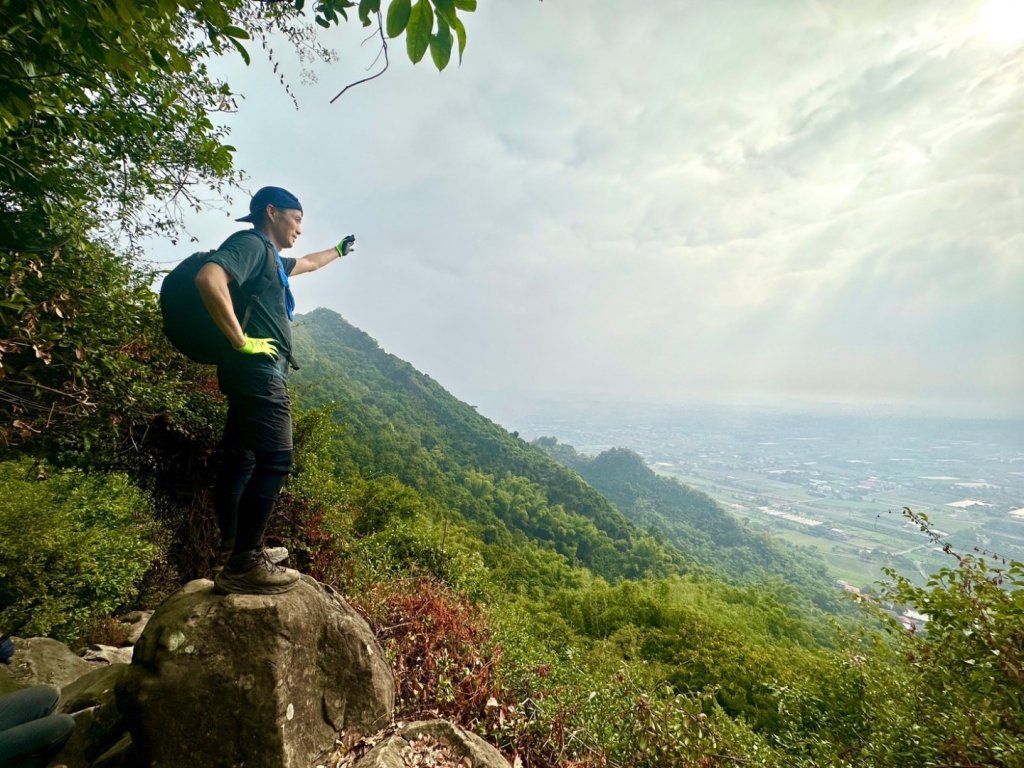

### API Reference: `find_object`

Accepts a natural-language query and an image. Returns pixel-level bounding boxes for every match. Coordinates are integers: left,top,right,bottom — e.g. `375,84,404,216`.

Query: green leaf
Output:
406,0,433,64
316,16,330,27
223,26,250,40
229,36,251,65
453,16,466,63
452,0,476,10
358,0,374,26
433,0,457,28
113,0,139,22
149,47,170,71
386,0,411,37
430,16,452,71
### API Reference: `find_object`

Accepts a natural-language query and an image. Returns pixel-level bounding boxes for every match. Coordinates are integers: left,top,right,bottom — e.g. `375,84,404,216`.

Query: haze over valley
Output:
506,399,1024,592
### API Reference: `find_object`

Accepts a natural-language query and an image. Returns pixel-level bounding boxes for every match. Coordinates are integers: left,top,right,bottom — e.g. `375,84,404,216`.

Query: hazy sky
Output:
149,0,1024,418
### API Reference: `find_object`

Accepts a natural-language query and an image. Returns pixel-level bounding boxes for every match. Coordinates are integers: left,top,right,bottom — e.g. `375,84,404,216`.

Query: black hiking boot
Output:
214,550,300,595
212,545,289,575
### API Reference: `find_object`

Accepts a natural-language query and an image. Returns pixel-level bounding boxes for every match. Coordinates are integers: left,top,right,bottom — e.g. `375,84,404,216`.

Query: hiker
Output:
0,686,75,768
195,186,355,595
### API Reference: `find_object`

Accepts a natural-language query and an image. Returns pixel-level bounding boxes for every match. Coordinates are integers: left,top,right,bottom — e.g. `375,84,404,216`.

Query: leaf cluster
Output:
386,0,474,70
0,240,223,467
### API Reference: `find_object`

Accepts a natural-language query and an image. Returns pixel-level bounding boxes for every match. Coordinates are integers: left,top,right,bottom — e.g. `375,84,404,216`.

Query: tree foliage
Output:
870,508,1024,766
538,440,850,615
0,0,476,460
290,308,687,585
0,459,159,642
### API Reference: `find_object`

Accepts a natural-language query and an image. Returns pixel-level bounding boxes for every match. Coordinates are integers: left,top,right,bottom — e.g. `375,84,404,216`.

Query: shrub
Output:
351,577,502,726
0,459,160,642
863,508,1024,767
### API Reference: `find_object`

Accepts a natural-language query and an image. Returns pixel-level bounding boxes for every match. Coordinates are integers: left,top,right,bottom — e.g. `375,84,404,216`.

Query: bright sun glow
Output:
974,0,1024,45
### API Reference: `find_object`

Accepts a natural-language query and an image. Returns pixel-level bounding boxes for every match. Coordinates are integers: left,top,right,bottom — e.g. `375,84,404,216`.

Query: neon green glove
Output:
234,335,278,358
335,235,356,257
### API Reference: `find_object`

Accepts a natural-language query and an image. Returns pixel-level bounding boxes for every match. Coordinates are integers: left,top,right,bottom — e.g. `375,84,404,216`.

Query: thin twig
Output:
330,13,388,103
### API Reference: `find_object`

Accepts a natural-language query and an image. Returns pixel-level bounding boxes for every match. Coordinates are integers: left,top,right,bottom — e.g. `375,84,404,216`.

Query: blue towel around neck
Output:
276,252,295,321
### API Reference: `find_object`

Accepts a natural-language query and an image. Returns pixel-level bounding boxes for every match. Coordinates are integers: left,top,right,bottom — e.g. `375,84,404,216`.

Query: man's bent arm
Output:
290,247,342,277
195,262,246,349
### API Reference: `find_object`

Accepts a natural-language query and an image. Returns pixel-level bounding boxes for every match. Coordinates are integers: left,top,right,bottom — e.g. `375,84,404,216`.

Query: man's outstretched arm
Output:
291,236,355,277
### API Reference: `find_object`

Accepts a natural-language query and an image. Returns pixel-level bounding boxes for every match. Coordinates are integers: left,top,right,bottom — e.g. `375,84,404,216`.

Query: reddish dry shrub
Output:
268,494,350,584
79,615,132,647
350,577,504,728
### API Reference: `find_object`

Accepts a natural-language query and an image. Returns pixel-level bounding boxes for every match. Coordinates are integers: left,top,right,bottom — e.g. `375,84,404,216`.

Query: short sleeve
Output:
282,256,297,276
207,231,268,286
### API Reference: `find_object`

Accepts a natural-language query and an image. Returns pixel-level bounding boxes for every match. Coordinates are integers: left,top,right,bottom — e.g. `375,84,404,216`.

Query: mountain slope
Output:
537,440,845,611
290,309,687,585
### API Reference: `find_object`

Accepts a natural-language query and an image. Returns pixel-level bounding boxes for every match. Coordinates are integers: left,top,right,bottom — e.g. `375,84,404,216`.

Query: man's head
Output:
237,186,303,250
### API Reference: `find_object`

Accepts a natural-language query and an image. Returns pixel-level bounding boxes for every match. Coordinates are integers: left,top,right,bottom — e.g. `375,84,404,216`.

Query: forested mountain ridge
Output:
4,300,1020,767
290,308,687,586
536,441,846,612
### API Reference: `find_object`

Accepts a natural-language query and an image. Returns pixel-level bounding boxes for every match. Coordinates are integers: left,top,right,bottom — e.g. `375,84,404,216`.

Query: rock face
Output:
119,575,394,768
56,664,135,768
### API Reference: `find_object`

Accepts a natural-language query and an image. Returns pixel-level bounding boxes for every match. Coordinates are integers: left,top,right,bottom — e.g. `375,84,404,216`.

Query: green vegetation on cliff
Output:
535,440,847,613
290,308,687,588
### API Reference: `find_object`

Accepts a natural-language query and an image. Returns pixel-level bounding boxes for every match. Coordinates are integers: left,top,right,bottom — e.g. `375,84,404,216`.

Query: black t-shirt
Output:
207,230,296,384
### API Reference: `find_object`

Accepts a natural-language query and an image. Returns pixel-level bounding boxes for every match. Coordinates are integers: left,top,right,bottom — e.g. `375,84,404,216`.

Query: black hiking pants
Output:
214,369,294,562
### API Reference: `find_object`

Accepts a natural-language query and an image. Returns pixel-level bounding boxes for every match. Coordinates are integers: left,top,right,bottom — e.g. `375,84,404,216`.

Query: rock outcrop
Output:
119,575,394,768
55,664,135,768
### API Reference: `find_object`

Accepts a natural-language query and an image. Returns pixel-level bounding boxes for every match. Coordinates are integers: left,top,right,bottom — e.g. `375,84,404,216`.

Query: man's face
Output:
266,206,303,249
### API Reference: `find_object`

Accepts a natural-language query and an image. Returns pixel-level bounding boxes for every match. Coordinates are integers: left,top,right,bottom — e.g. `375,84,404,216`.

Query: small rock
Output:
119,611,153,646
80,645,134,666
354,721,509,768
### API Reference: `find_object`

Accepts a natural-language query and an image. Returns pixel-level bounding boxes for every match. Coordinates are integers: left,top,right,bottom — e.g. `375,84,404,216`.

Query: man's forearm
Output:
291,247,339,277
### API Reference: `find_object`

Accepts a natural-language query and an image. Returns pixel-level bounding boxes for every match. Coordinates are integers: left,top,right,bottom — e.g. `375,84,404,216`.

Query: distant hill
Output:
290,309,688,588
535,439,846,611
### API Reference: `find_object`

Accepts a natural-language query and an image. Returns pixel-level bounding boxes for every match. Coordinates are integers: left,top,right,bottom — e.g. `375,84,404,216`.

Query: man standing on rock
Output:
195,186,355,595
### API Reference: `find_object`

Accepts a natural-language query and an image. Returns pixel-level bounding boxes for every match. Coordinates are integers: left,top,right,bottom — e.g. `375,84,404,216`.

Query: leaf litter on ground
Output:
314,727,475,768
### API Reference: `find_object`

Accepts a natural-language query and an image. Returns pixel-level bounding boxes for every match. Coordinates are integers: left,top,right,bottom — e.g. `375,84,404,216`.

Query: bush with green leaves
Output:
861,507,1024,767
0,460,160,642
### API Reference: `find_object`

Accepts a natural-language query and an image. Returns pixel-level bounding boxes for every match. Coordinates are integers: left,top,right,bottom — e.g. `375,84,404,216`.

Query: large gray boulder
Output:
119,575,394,768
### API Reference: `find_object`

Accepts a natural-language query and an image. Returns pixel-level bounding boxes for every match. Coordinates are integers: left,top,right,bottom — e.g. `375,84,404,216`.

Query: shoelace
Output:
256,549,287,574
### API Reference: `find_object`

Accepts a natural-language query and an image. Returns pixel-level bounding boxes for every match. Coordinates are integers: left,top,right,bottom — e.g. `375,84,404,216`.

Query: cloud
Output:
145,0,1024,416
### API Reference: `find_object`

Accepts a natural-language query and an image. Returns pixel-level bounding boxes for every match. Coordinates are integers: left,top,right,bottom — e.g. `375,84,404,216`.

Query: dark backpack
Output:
159,231,276,365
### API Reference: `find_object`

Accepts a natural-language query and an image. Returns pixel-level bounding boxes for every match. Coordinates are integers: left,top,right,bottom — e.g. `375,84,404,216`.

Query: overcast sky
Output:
149,0,1024,419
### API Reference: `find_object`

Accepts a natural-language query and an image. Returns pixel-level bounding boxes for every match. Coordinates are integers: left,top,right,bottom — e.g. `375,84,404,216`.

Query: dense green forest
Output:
2,300,1022,766
534,439,850,614
2,0,1022,763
